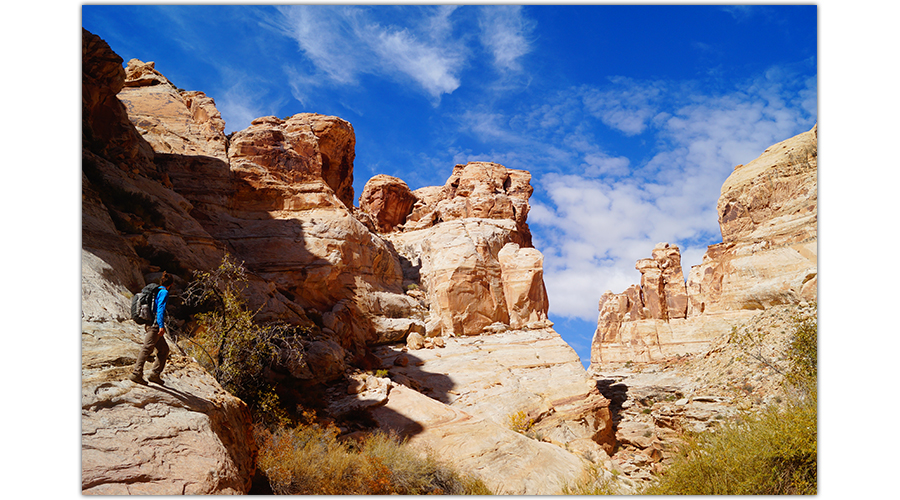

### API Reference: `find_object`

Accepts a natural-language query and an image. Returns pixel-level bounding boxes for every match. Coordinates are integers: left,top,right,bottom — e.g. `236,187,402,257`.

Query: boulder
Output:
359,174,417,232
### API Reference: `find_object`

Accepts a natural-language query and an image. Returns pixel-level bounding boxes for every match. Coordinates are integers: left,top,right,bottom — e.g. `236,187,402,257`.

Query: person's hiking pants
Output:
132,324,169,377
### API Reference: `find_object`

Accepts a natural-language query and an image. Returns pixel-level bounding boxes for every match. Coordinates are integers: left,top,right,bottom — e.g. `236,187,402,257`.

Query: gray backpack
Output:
130,283,160,325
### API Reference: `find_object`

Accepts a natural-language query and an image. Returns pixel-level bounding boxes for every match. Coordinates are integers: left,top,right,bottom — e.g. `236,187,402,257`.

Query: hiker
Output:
129,272,174,385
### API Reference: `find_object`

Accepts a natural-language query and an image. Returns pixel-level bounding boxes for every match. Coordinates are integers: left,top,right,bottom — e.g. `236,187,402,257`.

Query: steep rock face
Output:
373,162,547,337
498,243,550,330
688,124,818,314
82,30,256,494
591,125,817,369
118,63,409,350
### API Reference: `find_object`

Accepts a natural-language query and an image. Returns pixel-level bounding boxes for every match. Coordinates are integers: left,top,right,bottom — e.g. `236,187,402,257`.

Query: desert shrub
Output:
786,305,817,396
643,395,816,495
182,255,308,422
254,424,492,495
645,305,817,495
560,463,622,495
507,410,535,434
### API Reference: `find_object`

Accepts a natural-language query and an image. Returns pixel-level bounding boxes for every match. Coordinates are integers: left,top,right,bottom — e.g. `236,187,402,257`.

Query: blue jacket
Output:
155,286,169,328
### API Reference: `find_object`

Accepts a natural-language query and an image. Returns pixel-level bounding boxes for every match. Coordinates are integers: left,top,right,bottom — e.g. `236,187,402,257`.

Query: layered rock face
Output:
361,162,549,337
82,29,255,493
84,28,614,495
117,59,410,352
689,124,818,314
591,125,817,369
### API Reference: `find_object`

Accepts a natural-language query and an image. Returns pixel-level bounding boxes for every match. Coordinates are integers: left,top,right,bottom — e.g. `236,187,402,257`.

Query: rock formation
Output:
358,174,417,232
362,161,548,337
590,125,818,369
83,28,617,495
82,29,255,493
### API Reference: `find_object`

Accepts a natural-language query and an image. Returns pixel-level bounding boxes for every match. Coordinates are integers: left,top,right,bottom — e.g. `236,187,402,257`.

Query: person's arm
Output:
156,287,168,335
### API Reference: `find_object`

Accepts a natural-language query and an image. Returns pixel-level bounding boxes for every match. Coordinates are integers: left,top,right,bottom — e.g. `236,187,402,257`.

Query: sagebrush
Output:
255,423,493,495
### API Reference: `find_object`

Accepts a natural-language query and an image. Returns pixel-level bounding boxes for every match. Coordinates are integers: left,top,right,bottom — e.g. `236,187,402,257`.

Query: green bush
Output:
255,423,493,495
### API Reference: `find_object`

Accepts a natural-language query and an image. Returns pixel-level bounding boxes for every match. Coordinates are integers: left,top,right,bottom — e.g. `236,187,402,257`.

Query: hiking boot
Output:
129,373,147,385
148,374,165,386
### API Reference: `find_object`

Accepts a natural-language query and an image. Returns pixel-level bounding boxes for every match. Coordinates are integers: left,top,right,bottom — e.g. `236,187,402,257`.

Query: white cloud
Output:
477,5,534,72
582,78,666,135
371,28,462,98
526,69,817,321
274,5,466,101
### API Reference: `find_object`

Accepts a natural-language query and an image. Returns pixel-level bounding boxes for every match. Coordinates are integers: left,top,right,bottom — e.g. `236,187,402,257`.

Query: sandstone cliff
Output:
83,28,616,495
82,29,255,494
590,125,817,369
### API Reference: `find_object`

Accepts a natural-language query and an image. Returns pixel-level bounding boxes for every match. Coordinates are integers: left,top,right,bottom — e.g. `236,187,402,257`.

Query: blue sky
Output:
82,4,817,366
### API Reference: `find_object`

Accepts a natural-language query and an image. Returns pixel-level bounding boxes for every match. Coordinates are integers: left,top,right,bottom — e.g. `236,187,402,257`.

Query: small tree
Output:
183,255,307,423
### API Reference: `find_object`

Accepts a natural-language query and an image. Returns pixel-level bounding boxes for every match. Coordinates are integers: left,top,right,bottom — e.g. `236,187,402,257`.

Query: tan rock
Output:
359,174,417,232
379,328,616,455
498,243,550,330
118,60,227,161
82,321,254,494
407,331,426,350
387,219,514,336
369,383,607,495
590,125,817,369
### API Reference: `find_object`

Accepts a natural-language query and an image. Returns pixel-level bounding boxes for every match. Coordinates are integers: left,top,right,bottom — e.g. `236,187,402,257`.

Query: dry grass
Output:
254,423,493,495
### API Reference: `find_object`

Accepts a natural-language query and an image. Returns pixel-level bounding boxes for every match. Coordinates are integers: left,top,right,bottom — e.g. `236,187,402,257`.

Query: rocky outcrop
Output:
82,30,256,493
84,28,614,495
591,125,817,369
688,124,818,314
499,243,550,329
372,161,547,337
358,174,417,232
370,327,626,494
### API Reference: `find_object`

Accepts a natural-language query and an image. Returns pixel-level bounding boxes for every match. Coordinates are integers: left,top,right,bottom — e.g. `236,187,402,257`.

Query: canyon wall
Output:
590,125,818,369
83,28,613,494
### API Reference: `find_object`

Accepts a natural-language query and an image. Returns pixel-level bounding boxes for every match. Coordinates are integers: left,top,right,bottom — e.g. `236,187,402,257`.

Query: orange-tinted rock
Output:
359,174,417,232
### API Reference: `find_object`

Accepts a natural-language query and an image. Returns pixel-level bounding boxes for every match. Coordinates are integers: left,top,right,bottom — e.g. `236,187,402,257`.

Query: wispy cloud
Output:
273,5,466,102
582,77,666,136
477,5,534,72
534,72,816,319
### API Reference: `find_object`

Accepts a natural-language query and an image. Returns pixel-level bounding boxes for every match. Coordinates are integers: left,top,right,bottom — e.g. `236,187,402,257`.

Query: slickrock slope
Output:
591,125,817,368
370,384,624,495
377,328,615,455
82,321,255,495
